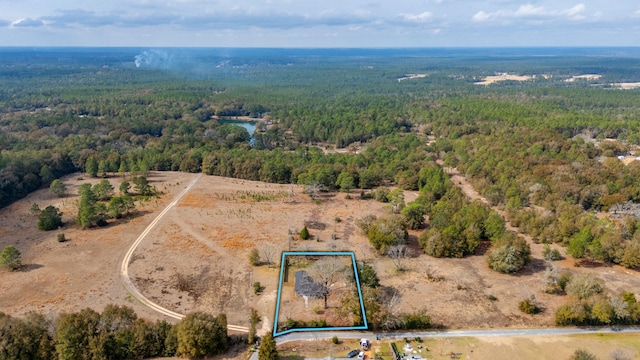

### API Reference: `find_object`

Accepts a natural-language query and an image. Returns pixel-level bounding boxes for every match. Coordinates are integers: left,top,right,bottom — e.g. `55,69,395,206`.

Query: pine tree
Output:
37,205,63,231
49,179,67,198
300,226,310,240
86,157,99,178
77,183,97,229
258,331,278,360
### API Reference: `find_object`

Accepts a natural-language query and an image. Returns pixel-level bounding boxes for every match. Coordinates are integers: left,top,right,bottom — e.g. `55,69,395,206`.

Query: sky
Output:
0,0,639,47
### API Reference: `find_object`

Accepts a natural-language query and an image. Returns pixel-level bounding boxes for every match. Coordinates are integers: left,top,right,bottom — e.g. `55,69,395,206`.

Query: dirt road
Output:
436,159,532,241
119,173,248,333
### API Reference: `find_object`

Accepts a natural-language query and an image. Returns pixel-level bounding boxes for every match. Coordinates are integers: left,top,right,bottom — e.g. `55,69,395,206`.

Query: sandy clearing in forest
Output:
613,82,640,89
475,73,534,85
565,74,602,82
398,74,428,82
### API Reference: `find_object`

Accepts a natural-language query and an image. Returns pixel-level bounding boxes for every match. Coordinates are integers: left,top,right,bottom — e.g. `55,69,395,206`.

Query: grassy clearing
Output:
280,339,362,359
376,342,394,360
278,334,640,360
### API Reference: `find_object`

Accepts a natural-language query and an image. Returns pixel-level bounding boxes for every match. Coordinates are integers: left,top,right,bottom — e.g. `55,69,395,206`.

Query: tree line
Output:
0,305,228,360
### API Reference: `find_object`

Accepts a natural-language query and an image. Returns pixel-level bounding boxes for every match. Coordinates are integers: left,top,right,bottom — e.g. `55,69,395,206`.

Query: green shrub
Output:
300,226,310,240
37,205,63,231
401,310,431,330
249,248,260,266
518,296,540,314
543,244,562,261
0,245,22,271
487,234,531,273
558,270,572,291
253,282,262,295
570,349,598,360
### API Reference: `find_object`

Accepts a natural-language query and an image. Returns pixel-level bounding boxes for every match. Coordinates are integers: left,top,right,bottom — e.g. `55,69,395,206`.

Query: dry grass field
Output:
2,171,640,355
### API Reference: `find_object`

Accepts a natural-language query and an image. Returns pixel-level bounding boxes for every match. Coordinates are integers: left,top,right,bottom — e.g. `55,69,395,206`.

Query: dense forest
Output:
3,47,640,268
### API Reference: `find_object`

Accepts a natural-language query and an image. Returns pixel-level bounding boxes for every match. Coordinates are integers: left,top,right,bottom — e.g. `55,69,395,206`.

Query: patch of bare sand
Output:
565,74,602,82
475,73,534,85
613,82,640,89
398,74,428,82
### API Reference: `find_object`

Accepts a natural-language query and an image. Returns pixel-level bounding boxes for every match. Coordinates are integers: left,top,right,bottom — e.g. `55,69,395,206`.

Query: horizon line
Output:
1,45,640,50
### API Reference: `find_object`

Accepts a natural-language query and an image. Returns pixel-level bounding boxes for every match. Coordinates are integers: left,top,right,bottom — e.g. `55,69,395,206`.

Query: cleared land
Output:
275,253,363,334
2,171,640,334
398,74,428,82
0,171,196,321
475,73,534,85
565,74,602,82
614,82,640,89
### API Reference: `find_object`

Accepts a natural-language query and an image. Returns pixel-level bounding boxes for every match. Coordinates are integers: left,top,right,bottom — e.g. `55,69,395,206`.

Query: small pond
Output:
219,119,257,145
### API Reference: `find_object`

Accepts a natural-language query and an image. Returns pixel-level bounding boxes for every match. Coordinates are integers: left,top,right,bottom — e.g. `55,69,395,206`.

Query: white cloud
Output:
401,11,432,23
11,17,44,27
564,3,585,20
514,4,545,17
472,10,491,22
473,3,588,23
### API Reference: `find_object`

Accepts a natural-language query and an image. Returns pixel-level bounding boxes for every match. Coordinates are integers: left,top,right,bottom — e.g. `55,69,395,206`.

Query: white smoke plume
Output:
134,50,172,68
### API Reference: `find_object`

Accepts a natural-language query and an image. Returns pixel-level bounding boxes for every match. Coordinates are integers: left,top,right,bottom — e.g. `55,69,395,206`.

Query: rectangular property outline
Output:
273,251,368,337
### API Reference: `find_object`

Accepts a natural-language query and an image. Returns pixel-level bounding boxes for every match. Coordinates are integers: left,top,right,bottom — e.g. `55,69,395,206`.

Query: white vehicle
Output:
357,351,365,360
360,339,370,350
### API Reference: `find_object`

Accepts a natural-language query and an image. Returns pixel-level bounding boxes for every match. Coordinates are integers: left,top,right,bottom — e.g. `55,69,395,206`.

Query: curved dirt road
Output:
119,173,248,333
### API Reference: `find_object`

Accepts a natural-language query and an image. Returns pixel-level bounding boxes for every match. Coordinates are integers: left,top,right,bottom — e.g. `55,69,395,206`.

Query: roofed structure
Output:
294,270,324,298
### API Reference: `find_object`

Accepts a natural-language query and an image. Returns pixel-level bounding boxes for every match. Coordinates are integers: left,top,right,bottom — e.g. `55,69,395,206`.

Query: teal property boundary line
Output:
273,251,369,337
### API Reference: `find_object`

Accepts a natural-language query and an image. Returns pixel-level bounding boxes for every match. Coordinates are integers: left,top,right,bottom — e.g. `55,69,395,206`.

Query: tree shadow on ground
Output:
515,258,547,276
20,263,44,272
473,240,492,256
406,234,422,258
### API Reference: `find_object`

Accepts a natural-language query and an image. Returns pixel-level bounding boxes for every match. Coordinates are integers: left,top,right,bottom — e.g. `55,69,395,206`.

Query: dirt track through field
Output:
436,159,533,241
119,173,248,332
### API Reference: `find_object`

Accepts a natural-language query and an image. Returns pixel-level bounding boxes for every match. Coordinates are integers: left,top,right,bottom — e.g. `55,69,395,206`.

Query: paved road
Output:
118,173,248,333
275,326,640,344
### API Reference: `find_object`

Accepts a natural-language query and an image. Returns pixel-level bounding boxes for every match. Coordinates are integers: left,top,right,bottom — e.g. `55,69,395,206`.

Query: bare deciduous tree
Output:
378,286,402,331
610,348,634,360
387,245,408,272
308,257,349,309
260,243,280,268
304,182,327,201
609,297,630,320
542,264,559,292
